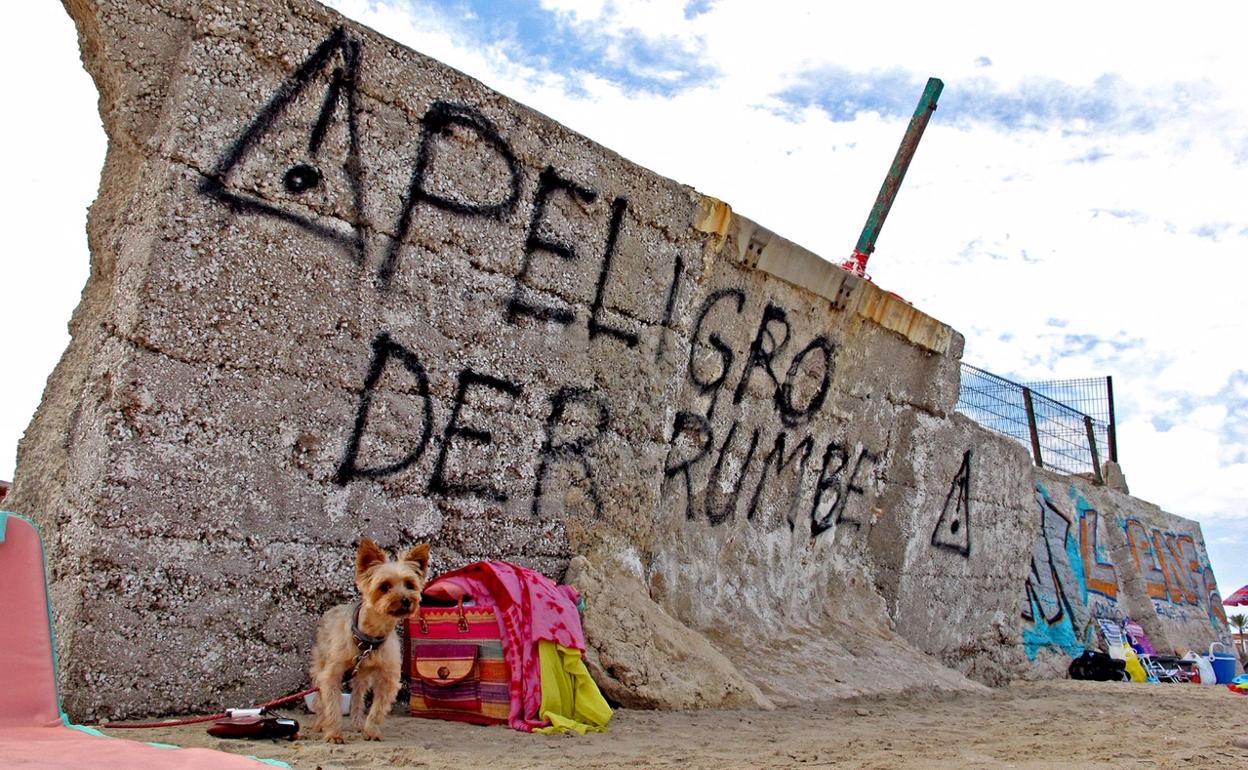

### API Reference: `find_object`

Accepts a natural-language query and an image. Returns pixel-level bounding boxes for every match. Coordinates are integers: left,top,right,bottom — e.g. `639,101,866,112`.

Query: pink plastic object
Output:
0,513,278,768
0,513,61,728
840,249,871,278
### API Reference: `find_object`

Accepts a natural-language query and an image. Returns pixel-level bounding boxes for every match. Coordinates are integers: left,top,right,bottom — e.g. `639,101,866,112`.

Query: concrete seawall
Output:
8,0,1228,719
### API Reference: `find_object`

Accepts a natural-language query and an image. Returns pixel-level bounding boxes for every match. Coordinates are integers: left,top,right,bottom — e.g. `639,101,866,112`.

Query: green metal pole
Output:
852,76,944,261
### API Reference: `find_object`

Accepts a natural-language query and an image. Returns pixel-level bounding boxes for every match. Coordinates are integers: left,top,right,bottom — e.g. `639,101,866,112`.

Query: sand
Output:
100,680,1248,769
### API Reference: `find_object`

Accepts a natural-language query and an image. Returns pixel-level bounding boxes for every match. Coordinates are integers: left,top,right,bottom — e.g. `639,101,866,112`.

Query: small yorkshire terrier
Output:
309,538,430,743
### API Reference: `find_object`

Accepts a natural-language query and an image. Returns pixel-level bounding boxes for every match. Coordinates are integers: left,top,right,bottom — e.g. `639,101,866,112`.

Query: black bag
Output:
1068,650,1127,681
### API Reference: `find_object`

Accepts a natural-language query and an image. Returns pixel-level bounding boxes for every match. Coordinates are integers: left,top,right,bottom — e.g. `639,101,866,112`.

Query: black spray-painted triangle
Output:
931,449,972,556
200,27,367,265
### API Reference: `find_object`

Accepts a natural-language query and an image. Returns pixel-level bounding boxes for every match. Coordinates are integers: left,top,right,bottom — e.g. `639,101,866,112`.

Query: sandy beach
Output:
99,680,1247,769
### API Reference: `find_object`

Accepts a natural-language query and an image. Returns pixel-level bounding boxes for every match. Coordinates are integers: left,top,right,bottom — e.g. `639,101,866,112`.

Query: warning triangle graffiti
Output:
931,449,972,557
200,27,367,265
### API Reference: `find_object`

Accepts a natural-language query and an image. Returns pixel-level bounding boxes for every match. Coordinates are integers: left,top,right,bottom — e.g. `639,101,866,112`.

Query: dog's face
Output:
355,539,430,619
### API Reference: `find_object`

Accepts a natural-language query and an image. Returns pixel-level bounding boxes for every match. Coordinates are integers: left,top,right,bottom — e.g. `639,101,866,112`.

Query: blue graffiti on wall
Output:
1021,482,1096,660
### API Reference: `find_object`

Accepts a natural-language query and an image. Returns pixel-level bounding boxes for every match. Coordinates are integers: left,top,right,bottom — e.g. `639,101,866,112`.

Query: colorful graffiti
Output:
1022,483,1093,660
1122,518,1227,631
1074,491,1118,602
1022,484,1134,660
1022,481,1228,661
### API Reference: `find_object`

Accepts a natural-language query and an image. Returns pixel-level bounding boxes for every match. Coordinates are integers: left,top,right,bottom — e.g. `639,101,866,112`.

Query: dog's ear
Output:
401,543,431,577
355,538,388,579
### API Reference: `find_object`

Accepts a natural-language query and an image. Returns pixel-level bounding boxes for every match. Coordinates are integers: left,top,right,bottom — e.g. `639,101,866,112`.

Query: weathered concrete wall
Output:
11,0,987,719
868,412,1037,686
8,0,1225,720
1018,471,1230,676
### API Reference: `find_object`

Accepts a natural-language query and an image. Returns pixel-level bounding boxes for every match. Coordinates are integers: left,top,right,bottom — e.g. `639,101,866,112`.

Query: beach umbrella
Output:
1223,584,1248,606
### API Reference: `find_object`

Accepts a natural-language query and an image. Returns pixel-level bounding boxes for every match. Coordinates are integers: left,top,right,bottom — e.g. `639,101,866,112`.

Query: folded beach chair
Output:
1095,618,1129,661
0,510,286,768
1122,618,1188,683
1094,618,1149,681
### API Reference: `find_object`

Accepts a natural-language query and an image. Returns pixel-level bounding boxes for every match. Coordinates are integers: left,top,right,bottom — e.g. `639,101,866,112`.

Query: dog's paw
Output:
324,732,346,744
363,729,384,742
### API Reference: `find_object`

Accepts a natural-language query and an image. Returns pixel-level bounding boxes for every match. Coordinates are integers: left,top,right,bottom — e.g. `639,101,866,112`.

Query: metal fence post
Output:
1106,375,1118,463
1084,415,1103,484
1022,387,1043,468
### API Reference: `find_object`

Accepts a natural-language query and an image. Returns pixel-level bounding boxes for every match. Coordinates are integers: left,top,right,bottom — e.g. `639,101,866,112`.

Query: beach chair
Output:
1094,618,1150,681
0,510,287,768
1095,618,1129,661
1122,618,1188,683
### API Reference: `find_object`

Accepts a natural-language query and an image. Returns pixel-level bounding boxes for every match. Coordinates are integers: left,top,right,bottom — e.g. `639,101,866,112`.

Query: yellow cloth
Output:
1123,648,1147,682
531,641,612,734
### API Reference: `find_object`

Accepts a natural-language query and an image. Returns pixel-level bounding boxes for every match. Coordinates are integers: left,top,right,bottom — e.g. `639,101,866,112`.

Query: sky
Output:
1,1,1244,598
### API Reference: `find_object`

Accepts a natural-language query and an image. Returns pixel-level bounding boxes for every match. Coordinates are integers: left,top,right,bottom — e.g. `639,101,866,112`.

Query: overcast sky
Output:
2,1,1244,597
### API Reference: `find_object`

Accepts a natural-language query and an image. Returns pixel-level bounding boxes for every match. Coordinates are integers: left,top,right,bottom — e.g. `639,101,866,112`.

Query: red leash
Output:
100,687,319,729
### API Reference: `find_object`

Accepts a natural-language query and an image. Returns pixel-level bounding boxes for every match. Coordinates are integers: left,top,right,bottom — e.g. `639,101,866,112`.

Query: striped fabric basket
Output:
407,600,510,725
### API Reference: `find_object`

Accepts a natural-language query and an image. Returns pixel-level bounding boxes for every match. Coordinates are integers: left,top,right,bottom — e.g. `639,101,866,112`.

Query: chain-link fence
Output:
956,364,1116,478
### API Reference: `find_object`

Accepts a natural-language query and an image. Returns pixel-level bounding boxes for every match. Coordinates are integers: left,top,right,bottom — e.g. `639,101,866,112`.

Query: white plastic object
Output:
303,691,352,715
1182,652,1216,685
225,708,264,718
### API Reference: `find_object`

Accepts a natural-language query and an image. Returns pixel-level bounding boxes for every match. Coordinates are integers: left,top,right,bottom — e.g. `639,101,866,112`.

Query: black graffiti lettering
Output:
1022,488,1090,640
308,67,346,156
931,449,972,557
531,386,609,519
403,100,522,218
1023,561,1064,625
334,333,433,486
655,255,684,362
588,197,640,347
1020,574,1037,622
381,101,522,286
703,422,760,526
733,302,791,405
745,432,815,528
838,447,879,527
203,33,901,536
776,336,835,427
688,289,746,420
507,166,597,325
427,369,523,501
201,27,367,265
810,443,878,536
663,411,713,520
810,442,849,537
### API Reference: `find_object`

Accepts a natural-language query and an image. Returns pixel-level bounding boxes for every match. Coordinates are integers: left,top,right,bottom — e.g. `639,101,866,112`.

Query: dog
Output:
309,538,430,742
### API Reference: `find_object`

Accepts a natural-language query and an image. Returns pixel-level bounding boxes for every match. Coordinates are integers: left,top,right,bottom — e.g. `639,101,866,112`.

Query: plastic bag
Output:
1181,652,1216,685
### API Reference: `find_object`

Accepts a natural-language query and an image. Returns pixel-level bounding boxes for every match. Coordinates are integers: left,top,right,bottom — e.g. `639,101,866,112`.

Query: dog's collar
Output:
351,601,386,649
